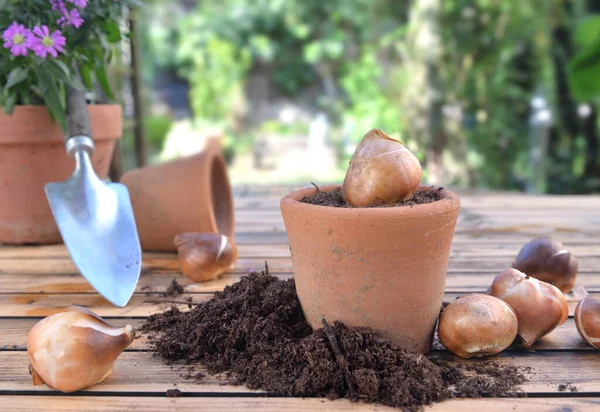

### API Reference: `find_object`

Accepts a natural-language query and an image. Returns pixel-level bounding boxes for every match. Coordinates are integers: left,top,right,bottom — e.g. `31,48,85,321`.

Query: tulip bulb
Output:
27,306,134,393
175,232,238,282
342,128,422,206
438,294,518,358
575,298,600,349
488,268,568,348
512,236,579,293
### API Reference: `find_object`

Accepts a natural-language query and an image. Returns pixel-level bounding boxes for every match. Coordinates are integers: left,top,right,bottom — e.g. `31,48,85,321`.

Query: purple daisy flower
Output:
49,0,67,13
30,26,66,58
58,9,85,28
68,0,88,7
2,22,32,57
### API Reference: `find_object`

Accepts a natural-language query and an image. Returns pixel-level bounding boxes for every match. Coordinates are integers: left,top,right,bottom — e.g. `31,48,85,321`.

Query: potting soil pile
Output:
142,270,528,411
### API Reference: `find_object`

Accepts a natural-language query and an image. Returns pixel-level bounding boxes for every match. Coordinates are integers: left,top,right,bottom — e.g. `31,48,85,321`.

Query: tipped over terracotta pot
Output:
0,105,121,245
280,184,461,354
120,138,235,252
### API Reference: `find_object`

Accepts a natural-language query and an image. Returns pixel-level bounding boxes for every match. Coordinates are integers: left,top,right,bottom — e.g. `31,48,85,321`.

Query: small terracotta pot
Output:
120,139,235,252
280,184,461,354
0,105,121,245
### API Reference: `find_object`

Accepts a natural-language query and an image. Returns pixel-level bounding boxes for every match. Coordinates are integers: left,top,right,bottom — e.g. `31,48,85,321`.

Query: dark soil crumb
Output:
163,278,184,298
166,388,182,397
142,272,528,411
300,186,442,208
141,285,153,296
558,383,578,392
438,361,528,398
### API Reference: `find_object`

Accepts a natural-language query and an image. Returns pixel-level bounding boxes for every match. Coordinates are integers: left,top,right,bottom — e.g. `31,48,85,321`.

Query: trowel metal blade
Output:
44,179,142,307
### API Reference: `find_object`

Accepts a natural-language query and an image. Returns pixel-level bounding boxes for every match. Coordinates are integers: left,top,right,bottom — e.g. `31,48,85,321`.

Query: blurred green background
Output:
119,0,600,193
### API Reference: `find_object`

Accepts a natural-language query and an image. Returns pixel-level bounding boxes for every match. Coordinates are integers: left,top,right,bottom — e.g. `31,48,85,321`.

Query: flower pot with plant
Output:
280,129,461,354
0,0,138,244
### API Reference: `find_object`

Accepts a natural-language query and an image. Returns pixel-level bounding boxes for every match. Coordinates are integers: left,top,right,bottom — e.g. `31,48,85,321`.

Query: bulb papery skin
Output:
26,306,135,393
575,298,600,349
512,236,579,293
438,294,518,358
487,268,568,348
342,128,422,206
175,232,238,282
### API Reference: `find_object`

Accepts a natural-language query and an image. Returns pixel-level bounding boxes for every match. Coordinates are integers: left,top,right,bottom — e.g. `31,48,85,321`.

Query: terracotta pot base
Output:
120,139,235,252
280,184,461,354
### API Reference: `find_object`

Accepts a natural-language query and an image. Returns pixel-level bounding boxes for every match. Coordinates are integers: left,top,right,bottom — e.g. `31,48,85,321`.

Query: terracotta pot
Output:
280,184,461,354
120,139,235,252
0,105,121,245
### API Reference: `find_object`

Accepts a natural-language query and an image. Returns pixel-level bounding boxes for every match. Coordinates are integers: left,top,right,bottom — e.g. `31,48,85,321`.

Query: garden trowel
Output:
44,86,142,307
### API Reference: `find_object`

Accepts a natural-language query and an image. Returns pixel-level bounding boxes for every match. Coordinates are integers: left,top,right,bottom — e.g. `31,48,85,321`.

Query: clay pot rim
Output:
0,104,122,144
281,184,460,217
4,103,119,109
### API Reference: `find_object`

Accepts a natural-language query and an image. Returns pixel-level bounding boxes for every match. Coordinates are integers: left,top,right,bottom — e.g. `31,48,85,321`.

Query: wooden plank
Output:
0,292,593,318
5,238,600,261
2,351,600,394
0,293,210,317
0,272,290,295
0,318,590,352
4,235,600,259
0,396,401,412
0,244,293,259
0,270,598,294
3,254,600,277
0,257,292,276
2,396,600,412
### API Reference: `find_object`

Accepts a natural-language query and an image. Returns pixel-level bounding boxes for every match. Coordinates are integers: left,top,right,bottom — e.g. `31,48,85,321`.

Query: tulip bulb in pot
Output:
342,128,422,206
27,306,135,393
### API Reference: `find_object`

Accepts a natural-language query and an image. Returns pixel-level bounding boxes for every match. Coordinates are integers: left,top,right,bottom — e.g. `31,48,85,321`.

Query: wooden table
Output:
2,184,600,411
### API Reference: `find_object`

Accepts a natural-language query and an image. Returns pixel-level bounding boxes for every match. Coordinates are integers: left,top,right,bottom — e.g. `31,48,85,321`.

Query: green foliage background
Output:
140,0,600,193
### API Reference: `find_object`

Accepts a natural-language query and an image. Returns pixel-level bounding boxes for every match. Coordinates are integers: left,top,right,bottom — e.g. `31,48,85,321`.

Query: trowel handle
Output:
66,86,93,141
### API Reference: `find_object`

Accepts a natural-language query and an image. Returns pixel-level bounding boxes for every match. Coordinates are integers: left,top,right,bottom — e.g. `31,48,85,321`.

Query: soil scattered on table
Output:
142,271,527,411
163,278,184,297
558,383,578,392
300,186,442,208
166,388,182,397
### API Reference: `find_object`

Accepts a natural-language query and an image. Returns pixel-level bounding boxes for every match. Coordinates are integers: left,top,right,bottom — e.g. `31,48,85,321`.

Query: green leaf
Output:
52,60,72,79
4,92,16,115
95,62,114,100
4,67,29,90
568,37,600,102
304,42,323,64
40,61,83,90
104,21,122,43
37,69,67,133
574,15,600,49
80,64,93,90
